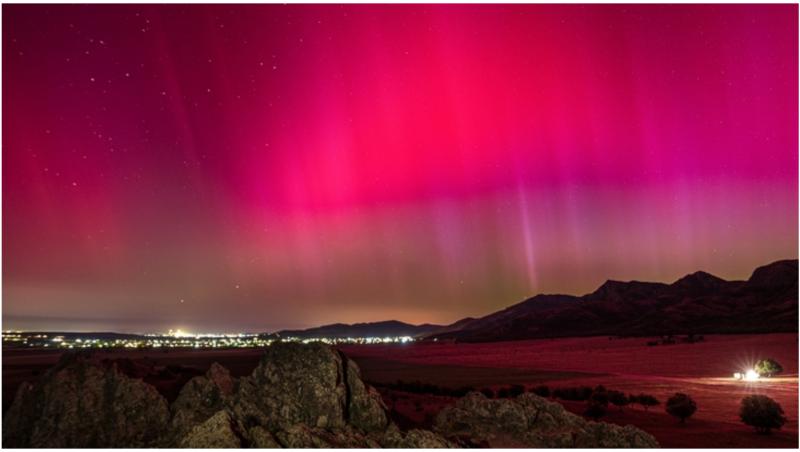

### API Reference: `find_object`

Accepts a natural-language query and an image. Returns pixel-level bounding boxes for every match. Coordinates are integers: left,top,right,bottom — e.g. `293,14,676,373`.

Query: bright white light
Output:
744,369,760,381
733,372,742,380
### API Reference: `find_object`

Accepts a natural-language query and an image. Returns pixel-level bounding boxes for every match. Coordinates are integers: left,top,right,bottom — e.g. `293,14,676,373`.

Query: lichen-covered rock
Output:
574,422,660,448
247,425,282,448
171,362,235,439
241,342,348,430
179,410,241,448
403,429,456,448
231,342,388,434
271,424,384,448
434,392,659,448
379,424,455,448
341,353,390,432
169,342,392,448
272,424,323,448
2,353,171,447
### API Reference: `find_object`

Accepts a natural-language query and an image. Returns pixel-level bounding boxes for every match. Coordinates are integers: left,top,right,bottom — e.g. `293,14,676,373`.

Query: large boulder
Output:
2,353,171,447
271,423,384,448
379,423,455,448
235,342,348,430
166,342,392,447
171,362,236,439
179,410,242,448
341,351,391,432
230,342,388,433
434,392,659,448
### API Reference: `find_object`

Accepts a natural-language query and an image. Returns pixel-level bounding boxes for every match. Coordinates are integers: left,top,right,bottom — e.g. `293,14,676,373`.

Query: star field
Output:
3,4,797,332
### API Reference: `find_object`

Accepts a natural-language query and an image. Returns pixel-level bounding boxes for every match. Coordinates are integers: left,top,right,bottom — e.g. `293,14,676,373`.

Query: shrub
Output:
665,393,697,423
608,390,628,411
584,400,607,420
584,390,609,421
554,386,593,401
591,386,609,405
740,395,786,434
636,394,660,411
480,387,495,398
754,359,784,378
497,387,510,398
531,385,550,398
452,386,475,397
509,384,526,398
382,380,477,398
578,386,593,400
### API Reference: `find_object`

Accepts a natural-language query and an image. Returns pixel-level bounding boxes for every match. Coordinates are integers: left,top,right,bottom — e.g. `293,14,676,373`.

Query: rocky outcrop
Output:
2,353,171,447
3,344,659,448
434,392,659,448
379,424,456,448
179,410,242,448
230,342,387,432
171,362,236,440
220,342,390,446
341,351,390,432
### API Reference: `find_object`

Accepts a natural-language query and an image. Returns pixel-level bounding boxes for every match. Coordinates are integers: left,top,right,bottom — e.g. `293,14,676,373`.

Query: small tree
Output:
666,393,697,423
553,386,593,401
454,386,475,397
480,387,495,398
608,390,629,411
584,401,607,420
509,384,526,398
637,394,660,411
740,395,786,434
497,387,510,398
531,385,550,398
577,386,593,401
754,359,784,378
584,390,609,421
591,386,609,405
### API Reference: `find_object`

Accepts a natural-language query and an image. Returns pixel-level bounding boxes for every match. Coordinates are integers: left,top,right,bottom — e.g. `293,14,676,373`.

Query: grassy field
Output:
340,333,798,448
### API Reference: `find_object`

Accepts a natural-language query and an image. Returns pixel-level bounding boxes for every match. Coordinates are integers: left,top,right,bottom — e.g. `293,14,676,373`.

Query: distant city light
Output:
733,369,760,382
2,330,417,350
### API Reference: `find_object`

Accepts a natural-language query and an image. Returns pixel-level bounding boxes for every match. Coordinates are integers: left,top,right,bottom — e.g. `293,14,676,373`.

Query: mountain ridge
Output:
277,320,443,339
427,259,798,342
272,259,797,342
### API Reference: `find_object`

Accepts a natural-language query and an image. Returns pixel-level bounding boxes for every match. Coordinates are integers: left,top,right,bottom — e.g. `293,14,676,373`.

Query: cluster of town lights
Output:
2,330,416,349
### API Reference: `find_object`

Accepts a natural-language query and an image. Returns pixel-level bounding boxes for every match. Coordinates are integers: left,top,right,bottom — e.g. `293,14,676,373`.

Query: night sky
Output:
4,5,797,333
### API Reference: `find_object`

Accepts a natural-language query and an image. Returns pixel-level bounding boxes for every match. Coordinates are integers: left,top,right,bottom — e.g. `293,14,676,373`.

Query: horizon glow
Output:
3,4,798,333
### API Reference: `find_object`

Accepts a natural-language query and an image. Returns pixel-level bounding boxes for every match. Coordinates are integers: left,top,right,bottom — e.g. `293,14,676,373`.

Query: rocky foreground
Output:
3,343,658,448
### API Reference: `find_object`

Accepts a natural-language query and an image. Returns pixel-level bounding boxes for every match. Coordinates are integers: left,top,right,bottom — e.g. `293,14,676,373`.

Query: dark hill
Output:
670,271,730,296
277,320,442,339
428,259,798,342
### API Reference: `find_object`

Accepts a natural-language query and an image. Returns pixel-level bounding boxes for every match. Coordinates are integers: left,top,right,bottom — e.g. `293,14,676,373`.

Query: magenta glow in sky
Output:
3,5,798,332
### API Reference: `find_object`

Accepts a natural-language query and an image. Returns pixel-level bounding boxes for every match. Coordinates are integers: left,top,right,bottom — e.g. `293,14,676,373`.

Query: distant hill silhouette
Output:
427,259,798,342
277,320,443,339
